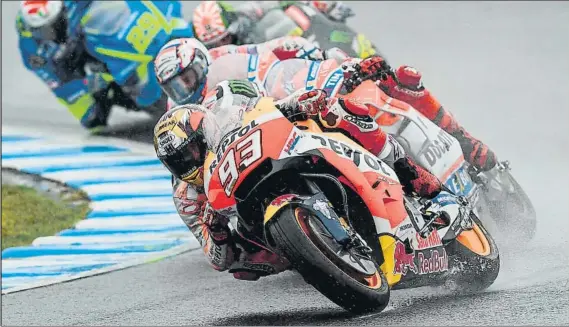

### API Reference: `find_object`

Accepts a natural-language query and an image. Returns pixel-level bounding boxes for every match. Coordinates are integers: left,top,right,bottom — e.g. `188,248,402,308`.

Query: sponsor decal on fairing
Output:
393,239,449,276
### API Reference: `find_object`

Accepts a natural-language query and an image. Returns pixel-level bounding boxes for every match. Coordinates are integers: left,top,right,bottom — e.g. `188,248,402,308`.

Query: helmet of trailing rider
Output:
192,1,239,48
153,105,209,183
20,0,67,43
154,38,212,106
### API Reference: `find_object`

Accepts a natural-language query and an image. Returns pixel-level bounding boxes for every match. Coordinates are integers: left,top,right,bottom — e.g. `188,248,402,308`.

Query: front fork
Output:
301,175,374,255
407,191,474,240
263,176,374,258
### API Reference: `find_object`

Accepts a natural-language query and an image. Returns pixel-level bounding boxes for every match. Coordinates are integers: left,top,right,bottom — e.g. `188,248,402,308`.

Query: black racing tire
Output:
446,213,500,293
267,206,390,314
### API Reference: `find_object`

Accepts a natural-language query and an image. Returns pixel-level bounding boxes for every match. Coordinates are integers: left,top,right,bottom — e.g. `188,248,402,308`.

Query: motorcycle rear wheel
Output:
267,206,390,314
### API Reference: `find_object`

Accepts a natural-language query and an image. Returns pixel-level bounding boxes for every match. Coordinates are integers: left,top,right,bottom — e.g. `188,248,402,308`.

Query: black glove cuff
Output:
276,103,307,121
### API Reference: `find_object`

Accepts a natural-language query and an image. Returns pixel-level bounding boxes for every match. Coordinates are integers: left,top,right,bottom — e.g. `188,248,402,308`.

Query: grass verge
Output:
1,184,90,250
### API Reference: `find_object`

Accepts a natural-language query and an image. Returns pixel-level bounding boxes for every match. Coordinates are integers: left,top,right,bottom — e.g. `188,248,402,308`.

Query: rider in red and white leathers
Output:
262,54,498,173
157,36,327,111
342,58,498,172
153,38,450,281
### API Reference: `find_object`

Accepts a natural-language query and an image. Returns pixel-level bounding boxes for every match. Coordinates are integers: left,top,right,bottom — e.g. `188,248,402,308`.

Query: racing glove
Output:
202,201,290,279
342,56,392,93
275,89,328,120
272,37,325,61
200,202,237,271
202,202,231,244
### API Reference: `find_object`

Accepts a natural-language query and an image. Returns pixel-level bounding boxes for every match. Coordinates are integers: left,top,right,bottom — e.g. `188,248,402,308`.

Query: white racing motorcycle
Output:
345,80,537,241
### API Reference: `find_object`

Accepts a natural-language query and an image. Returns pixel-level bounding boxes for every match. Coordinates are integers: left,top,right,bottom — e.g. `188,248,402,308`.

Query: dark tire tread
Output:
268,206,390,314
447,214,500,293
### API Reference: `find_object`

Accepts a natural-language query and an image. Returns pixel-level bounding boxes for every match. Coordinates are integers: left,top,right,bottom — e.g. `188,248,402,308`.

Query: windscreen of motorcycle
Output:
264,59,313,100
249,9,301,44
201,103,245,153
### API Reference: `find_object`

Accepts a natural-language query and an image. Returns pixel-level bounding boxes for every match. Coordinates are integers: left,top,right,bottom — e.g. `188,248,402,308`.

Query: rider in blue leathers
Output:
16,0,195,133
16,1,110,132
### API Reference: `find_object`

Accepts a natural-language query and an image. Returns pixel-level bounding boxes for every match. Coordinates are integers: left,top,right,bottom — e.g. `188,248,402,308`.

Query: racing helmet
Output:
192,1,239,48
153,105,208,184
154,38,212,106
20,0,67,43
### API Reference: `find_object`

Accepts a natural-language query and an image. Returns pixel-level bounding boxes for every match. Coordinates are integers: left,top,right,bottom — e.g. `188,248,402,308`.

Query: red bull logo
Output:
394,240,449,276
417,248,448,274
394,241,418,275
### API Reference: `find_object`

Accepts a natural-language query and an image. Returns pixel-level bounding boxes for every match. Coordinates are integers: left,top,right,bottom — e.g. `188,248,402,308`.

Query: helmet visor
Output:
202,32,234,48
159,139,207,182
201,21,238,48
161,61,206,105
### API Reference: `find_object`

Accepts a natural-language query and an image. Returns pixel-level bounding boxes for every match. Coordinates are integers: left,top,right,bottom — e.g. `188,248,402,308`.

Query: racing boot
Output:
229,248,291,281
83,86,115,134
380,65,498,172
375,133,451,229
228,231,291,281
392,154,442,199
81,101,111,135
390,153,452,230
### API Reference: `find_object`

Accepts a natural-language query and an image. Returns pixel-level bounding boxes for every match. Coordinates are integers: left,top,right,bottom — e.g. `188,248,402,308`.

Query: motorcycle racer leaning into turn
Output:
16,0,195,133
152,39,468,281
158,36,335,111
157,36,498,177
15,0,107,132
190,1,354,49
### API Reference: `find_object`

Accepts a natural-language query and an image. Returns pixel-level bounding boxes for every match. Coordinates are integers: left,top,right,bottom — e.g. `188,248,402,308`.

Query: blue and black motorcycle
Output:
80,1,193,117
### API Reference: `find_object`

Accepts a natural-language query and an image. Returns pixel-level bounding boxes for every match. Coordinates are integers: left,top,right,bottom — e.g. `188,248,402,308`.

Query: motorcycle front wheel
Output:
267,205,390,314
446,213,500,293
484,171,537,241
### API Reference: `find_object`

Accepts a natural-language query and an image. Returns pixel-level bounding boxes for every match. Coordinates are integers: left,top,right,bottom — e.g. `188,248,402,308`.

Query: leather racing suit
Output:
17,1,195,132
263,54,498,172
15,1,106,130
343,58,498,172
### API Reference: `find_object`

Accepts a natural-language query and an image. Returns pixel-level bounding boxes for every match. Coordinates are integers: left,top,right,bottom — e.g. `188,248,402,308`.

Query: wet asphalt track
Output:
2,1,569,325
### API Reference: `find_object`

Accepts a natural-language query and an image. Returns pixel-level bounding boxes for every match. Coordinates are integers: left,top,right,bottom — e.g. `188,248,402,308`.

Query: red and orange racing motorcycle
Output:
203,97,500,314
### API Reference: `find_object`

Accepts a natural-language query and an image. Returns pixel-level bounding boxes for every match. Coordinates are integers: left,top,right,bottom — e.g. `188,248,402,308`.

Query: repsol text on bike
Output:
310,134,393,177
